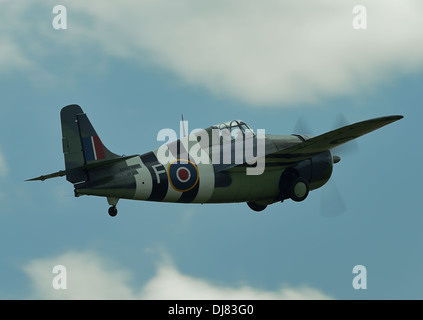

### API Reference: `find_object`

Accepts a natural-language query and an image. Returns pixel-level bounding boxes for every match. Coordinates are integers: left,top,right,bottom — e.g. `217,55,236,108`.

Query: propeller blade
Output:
293,116,313,135
332,114,359,157
320,180,347,218
292,114,351,217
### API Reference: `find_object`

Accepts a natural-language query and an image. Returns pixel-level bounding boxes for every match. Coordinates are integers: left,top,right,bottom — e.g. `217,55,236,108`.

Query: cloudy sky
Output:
1,0,422,300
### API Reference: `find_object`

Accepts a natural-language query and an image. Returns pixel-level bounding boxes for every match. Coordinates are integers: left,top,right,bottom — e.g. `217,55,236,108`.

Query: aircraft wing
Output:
265,115,403,164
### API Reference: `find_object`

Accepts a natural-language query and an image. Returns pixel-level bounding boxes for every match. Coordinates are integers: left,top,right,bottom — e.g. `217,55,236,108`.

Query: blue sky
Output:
0,0,422,299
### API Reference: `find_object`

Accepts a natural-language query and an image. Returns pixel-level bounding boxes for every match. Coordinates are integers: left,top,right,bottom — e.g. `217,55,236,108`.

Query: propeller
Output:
292,114,358,217
331,114,359,157
293,115,314,136
319,179,347,218
293,114,359,162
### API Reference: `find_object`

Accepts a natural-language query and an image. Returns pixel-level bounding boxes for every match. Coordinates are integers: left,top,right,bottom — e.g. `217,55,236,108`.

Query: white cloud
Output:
0,147,9,177
0,38,31,71
141,260,333,300
0,1,34,71
66,0,423,105
4,0,423,105
22,251,333,300
23,251,135,299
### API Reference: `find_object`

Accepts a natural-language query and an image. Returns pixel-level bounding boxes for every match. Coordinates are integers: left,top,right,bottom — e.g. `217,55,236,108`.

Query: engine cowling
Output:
306,150,334,191
278,150,333,201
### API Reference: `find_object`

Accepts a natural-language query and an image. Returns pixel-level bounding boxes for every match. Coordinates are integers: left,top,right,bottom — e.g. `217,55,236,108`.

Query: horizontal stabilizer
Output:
26,155,138,182
79,155,138,170
26,170,66,182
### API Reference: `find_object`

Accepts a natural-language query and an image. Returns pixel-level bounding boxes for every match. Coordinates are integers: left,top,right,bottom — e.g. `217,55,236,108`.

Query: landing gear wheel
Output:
247,202,267,212
108,206,118,217
289,177,309,202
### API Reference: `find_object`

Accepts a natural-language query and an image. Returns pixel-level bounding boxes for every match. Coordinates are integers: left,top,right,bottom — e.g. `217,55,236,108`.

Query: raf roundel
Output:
168,159,199,192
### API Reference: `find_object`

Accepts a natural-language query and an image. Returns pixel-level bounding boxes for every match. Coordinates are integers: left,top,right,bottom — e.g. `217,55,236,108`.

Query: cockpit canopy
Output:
212,120,255,139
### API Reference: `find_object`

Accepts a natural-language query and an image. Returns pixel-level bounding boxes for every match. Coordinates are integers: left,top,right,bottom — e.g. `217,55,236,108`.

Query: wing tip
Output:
367,115,403,126
374,115,403,121
389,115,404,121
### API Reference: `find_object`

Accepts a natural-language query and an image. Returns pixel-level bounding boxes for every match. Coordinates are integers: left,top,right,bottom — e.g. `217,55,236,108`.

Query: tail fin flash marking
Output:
82,137,94,161
82,136,106,162
93,136,106,160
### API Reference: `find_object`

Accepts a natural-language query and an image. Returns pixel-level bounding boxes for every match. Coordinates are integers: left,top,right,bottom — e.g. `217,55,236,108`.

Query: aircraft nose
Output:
333,155,341,164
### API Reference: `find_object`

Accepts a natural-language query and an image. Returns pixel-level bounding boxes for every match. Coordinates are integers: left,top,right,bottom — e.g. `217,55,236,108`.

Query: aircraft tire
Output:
108,206,118,217
247,202,267,212
289,177,309,202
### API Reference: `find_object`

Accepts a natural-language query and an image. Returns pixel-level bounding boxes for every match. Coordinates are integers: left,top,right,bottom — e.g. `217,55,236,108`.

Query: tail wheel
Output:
107,197,119,217
289,177,309,202
108,206,118,217
247,202,267,212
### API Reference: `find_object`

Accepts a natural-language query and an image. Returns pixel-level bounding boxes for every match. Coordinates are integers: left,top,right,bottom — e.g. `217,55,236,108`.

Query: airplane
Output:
27,104,403,217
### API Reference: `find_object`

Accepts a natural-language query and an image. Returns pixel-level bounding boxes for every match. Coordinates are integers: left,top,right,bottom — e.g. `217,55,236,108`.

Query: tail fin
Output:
61,104,120,183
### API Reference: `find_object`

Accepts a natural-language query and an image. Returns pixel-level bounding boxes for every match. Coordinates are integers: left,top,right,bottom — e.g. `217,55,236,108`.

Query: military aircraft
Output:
27,104,402,216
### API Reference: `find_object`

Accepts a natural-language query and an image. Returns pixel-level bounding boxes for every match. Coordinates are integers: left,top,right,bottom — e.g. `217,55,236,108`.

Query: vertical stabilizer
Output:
60,104,120,183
